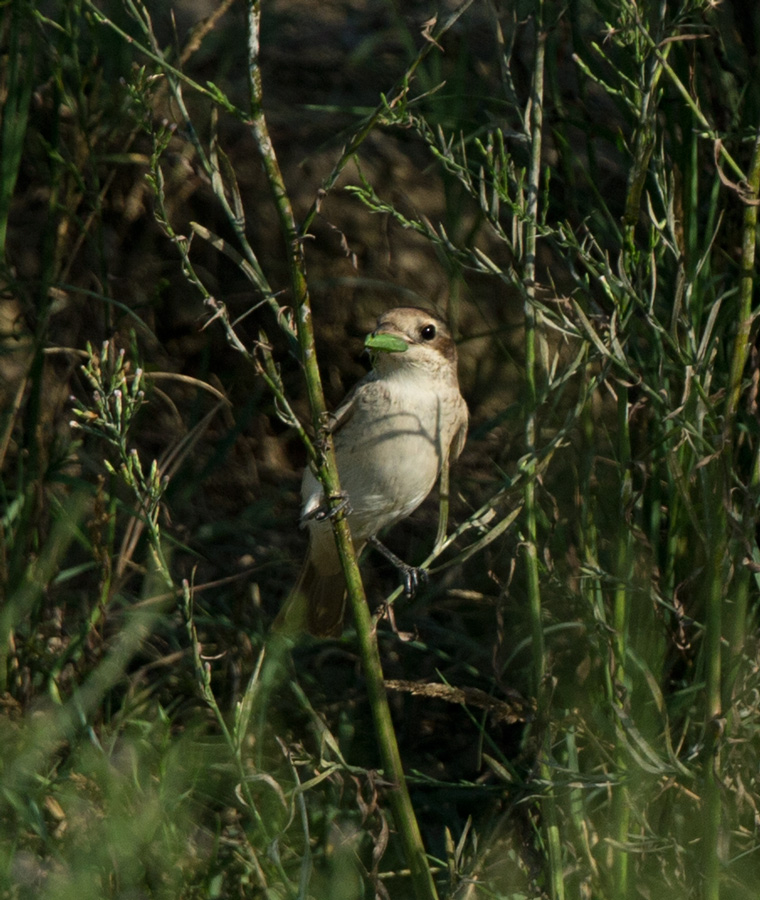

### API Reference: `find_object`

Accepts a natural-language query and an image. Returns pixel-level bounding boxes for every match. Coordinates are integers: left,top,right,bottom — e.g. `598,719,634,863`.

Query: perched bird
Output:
275,307,468,637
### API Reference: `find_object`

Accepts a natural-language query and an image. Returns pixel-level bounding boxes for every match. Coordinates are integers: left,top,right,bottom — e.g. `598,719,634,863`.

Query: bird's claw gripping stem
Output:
368,535,428,597
314,492,352,521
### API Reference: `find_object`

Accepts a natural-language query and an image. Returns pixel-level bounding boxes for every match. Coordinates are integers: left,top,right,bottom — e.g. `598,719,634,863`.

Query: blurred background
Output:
2,1,760,897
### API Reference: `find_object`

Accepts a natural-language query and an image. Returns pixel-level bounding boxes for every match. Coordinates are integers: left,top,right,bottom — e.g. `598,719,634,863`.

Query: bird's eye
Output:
420,324,437,341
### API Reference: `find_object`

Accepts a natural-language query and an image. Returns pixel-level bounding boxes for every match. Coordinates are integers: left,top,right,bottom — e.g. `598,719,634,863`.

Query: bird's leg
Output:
314,492,352,521
367,535,428,596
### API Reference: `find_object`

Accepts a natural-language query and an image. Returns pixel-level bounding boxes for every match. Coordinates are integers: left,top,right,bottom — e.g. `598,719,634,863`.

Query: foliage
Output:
1,0,760,898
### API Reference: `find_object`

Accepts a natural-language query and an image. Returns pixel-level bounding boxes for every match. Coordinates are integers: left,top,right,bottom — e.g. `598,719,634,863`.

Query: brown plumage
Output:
274,307,468,637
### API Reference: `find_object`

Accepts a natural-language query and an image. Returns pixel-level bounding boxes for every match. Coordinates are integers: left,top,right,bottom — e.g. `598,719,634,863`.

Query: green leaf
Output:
364,333,408,353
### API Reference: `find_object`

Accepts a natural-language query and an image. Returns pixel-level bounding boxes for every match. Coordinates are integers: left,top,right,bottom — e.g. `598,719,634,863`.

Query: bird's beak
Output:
364,331,409,353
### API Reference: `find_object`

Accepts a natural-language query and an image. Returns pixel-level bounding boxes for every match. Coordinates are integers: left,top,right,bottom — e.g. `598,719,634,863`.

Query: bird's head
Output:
364,307,458,377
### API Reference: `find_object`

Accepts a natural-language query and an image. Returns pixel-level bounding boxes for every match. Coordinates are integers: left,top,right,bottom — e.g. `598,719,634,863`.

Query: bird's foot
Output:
368,536,428,597
401,564,428,597
312,492,353,522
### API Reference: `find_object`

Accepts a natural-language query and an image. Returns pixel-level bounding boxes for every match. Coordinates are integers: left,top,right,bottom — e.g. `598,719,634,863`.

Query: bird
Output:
274,306,468,638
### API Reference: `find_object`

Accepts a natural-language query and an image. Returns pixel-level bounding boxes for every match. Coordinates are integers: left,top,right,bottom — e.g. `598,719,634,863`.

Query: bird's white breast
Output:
302,370,458,543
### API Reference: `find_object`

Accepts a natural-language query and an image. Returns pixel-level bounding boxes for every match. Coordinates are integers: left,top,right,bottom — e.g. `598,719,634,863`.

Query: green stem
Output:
522,6,564,899
298,0,477,240
434,459,451,552
622,28,669,256
0,0,34,262
246,0,343,514
632,11,745,184
523,7,544,686
724,128,760,708
611,387,632,900
724,127,760,426
701,123,760,900
702,494,724,900
247,6,438,898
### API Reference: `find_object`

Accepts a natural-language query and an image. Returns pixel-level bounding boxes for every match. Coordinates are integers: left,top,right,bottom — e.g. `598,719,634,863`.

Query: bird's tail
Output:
273,558,347,638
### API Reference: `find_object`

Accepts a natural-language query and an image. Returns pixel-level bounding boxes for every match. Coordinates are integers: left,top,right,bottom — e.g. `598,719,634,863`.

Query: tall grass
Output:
1,0,760,897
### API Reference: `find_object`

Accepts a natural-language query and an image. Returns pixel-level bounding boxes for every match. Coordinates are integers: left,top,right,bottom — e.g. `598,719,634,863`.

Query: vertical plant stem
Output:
607,12,671,889
701,472,727,900
611,387,632,900
724,126,760,702
0,0,34,262
523,3,544,693
701,124,760,900
622,1,668,258
297,0,477,239
434,459,451,552
724,126,760,426
522,5,564,899
247,6,438,898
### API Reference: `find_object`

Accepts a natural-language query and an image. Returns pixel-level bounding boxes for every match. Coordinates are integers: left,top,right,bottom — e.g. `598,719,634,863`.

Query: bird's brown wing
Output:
451,402,469,460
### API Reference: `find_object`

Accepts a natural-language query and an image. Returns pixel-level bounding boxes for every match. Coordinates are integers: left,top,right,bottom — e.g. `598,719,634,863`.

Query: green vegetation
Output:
2,0,760,897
